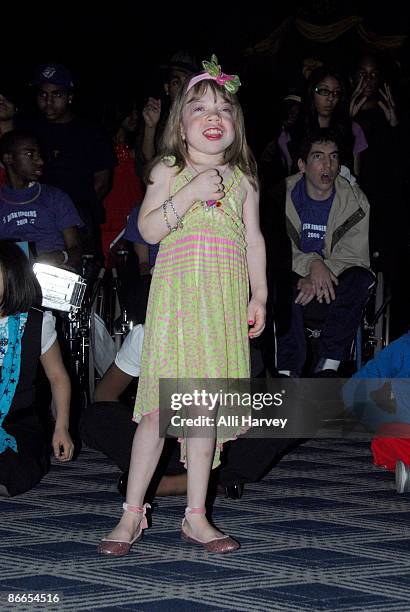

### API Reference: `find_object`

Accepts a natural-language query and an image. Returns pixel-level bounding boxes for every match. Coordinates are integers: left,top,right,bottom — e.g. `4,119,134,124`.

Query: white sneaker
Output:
395,460,410,494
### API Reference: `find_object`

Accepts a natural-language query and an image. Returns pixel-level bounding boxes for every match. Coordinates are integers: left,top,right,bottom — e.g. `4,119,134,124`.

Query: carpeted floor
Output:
1,439,410,611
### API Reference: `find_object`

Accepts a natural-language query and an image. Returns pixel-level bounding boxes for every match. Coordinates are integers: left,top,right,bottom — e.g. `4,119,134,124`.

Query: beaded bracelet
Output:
166,198,184,229
162,199,178,232
163,197,183,231
162,199,174,232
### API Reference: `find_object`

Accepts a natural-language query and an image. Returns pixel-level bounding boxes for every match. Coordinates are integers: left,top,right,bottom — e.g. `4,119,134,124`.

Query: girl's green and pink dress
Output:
133,163,250,467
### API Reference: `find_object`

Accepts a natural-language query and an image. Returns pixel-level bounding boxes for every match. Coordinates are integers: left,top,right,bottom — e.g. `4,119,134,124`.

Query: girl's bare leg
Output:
183,436,227,541
103,412,164,542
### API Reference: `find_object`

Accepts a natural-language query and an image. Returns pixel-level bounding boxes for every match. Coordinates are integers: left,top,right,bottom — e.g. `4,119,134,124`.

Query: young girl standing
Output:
98,56,267,555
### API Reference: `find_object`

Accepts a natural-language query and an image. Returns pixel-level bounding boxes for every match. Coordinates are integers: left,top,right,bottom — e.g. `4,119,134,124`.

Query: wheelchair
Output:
274,263,389,376
302,268,390,375
355,269,390,369
61,252,135,406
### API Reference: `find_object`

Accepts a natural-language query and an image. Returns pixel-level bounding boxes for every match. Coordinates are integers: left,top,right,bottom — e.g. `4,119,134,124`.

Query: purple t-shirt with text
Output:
0,182,83,253
291,176,335,256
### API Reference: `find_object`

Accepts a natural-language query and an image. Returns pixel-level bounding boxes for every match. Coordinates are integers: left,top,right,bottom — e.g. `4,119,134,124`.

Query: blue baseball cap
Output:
31,63,74,89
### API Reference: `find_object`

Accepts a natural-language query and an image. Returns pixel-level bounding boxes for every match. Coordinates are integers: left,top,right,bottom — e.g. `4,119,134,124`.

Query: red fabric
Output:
0,167,6,186
371,422,410,471
100,145,144,265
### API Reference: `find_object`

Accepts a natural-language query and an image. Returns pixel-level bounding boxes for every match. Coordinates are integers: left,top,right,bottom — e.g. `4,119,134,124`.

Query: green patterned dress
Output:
133,164,250,467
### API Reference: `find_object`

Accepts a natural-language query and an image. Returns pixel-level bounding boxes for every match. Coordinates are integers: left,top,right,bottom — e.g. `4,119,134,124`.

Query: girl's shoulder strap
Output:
233,165,244,180
228,165,244,192
165,157,193,195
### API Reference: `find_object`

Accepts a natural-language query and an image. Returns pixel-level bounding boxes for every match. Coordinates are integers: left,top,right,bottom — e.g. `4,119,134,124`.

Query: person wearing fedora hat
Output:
135,50,198,177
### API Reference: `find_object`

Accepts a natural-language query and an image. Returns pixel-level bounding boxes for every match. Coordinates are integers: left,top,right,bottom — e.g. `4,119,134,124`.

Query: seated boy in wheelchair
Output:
264,127,374,377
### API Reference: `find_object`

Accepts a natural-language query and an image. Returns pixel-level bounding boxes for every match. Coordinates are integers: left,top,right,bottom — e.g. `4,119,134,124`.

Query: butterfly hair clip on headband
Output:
187,55,241,94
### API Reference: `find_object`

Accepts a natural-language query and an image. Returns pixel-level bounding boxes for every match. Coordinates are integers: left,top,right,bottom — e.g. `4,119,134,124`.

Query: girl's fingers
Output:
248,309,266,336
249,324,265,338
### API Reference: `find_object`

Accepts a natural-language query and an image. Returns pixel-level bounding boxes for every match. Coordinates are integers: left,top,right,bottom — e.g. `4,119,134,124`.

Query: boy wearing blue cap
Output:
22,63,116,259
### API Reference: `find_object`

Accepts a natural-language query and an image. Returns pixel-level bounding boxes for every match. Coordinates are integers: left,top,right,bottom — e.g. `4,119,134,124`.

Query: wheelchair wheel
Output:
357,271,391,368
62,265,107,405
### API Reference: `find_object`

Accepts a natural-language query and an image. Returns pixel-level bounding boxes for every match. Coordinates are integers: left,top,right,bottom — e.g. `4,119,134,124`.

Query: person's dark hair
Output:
0,241,41,315
352,52,387,82
0,129,38,161
298,127,343,162
101,100,138,148
0,84,20,109
305,66,350,127
291,65,354,166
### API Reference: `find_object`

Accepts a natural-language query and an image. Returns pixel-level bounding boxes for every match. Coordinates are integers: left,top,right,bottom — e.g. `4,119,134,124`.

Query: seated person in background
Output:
113,204,159,323
24,63,116,260
0,241,73,497
0,130,83,269
81,324,189,497
265,127,374,377
124,203,159,276
100,101,144,265
0,79,20,186
343,332,410,493
81,325,296,499
259,90,303,191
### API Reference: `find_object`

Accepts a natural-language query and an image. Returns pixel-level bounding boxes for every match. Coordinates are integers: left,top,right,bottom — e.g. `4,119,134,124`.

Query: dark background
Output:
7,2,409,88
3,1,410,152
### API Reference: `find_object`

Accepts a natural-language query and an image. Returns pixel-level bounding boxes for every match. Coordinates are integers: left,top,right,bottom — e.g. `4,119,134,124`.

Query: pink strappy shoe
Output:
181,507,240,553
97,502,150,557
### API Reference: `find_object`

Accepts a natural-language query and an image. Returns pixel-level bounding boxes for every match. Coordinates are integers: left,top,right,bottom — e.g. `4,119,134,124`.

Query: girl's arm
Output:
40,340,74,461
138,161,224,244
243,179,268,338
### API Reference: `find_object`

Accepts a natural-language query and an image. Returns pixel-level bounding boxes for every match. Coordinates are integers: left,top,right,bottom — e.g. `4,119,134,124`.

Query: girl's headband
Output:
186,55,241,95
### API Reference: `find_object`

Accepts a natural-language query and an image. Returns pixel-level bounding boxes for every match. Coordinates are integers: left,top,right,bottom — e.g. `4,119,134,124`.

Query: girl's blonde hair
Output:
146,79,258,189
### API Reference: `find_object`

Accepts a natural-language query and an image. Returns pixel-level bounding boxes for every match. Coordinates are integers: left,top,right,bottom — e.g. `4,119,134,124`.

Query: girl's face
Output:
181,87,235,162
313,76,341,118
